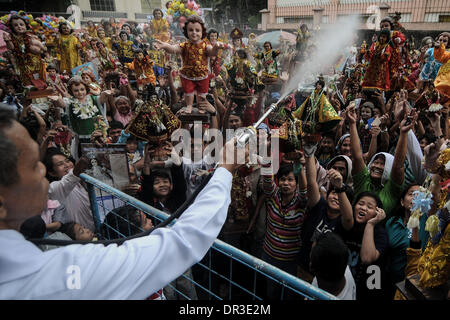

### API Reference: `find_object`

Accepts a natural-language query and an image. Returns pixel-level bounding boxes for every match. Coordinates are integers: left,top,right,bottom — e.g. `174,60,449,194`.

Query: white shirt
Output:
181,156,216,199
48,170,94,231
312,266,356,300
0,167,232,299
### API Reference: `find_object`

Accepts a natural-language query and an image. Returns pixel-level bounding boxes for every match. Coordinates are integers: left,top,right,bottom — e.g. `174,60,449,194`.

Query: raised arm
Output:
48,158,90,202
360,207,386,264
221,99,233,131
304,146,320,209
363,125,380,164
207,42,225,57
391,109,418,186
328,169,353,230
297,153,307,192
346,105,365,175
153,39,181,54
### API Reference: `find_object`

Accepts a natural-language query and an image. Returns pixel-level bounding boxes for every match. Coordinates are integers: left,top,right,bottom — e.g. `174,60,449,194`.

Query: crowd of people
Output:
0,6,449,301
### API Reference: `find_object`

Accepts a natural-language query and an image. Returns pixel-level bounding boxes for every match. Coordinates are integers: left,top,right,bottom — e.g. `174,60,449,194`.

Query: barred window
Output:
439,15,450,23
90,0,116,11
141,0,164,13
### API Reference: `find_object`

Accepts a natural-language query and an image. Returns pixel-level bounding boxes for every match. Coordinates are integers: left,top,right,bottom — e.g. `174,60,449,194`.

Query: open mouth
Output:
371,168,383,175
357,211,366,219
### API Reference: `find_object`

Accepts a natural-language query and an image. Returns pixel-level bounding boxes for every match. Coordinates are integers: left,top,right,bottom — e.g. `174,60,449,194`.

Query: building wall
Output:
74,0,166,23
265,0,450,31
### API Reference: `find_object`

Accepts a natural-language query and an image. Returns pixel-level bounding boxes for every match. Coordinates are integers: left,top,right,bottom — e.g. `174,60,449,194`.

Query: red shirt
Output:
179,39,210,81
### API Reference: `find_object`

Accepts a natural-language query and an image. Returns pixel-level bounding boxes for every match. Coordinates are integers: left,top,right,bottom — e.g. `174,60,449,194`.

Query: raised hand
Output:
423,139,445,172
426,111,441,129
153,39,163,50
399,108,418,133
345,105,357,124
328,168,343,189
379,113,389,128
73,156,91,177
370,124,381,137
3,32,11,42
90,129,107,147
367,207,386,225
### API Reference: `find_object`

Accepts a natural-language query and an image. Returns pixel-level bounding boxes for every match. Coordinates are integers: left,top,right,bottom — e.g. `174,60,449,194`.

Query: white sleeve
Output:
406,130,427,185
48,170,81,202
42,167,232,299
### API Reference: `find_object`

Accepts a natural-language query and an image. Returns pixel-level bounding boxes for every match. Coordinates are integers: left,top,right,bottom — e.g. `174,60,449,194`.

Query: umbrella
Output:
255,30,296,48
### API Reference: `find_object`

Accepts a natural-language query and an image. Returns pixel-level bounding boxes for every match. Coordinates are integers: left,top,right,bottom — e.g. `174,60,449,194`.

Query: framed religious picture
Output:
80,143,131,193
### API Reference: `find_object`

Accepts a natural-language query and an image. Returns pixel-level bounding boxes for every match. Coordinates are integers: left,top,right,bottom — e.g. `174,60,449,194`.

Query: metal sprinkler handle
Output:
236,102,279,147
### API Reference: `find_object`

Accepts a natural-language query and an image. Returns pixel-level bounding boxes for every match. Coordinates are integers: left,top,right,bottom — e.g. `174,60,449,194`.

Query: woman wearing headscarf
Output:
346,103,418,218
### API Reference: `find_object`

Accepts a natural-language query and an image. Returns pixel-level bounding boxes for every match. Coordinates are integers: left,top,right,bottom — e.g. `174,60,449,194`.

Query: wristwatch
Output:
334,184,347,193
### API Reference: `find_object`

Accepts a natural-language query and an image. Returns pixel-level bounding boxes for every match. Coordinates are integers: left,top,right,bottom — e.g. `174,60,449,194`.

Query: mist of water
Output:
281,15,360,97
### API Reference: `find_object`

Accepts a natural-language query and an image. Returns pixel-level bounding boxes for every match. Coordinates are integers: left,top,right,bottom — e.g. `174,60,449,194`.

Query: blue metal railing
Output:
81,173,338,300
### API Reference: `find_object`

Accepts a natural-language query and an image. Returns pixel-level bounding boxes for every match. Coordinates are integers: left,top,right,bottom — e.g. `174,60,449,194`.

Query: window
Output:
282,16,313,25
141,0,151,13
396,13,411,23
276,0,330,7
89,0,115,11
439,15,450,23
424,13,439,23
140,0,163,13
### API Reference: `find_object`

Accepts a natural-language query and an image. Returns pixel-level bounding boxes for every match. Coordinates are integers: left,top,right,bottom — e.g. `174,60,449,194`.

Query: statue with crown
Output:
125,85,181,149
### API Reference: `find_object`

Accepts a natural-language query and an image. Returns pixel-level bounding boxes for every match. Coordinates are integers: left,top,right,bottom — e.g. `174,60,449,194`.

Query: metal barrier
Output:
80,173,338,301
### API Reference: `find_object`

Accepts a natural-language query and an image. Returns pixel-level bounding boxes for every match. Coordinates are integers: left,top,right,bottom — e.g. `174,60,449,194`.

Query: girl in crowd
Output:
43,148,94,232
384,184,429,296
337,191,389,300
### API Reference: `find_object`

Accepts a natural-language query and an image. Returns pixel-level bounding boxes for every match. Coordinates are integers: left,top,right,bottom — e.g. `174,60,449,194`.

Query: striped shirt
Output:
262,176,307,261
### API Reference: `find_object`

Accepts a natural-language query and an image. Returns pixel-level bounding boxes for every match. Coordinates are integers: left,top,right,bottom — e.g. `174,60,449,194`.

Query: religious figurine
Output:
230,27,246,56
207,28,229,77
433,32,450,101
125,49,157,91
295,23,310,63
80,70,102,96
361,29,393,91
154,15,224,114
379,16,406,91
56,21,82,73
254,41,280,84
46,64,69,97
147,42,166,77
225,49,263,97
293,79,341,141
150,8,170,43
126,94,181,146
96,41,118,73
113,31,136,64
96,27,112,50
86,20,97,38
4,14,47,87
